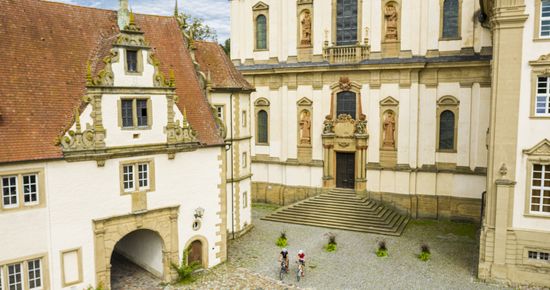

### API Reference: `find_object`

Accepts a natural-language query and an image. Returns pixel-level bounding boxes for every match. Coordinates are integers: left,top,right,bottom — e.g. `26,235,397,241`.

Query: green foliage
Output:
171,249,202,284
418,243,431,261
84,283,104,290
410,219,478,240
276,231,287,247
376,249,388,257
324,243,337,252
176,12,217,41
221,38,230,55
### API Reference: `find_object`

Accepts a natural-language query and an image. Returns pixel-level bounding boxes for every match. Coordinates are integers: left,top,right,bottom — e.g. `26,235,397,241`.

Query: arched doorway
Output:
110,229,164,289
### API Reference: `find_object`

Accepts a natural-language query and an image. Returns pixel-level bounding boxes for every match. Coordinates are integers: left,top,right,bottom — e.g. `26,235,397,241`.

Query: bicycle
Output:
296,261,304,282
279,259,288,280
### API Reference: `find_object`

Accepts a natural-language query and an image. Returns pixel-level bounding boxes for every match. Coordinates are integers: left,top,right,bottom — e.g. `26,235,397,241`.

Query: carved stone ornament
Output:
499,163,508,177
336,114,355,123
338,77,352,91
384,2,399,41
323,115,335,134
116,12,149,47
524,139,550,156
300,10,312,46
60,108,97,150
211,105,227,139
173,109,198,143
86,49,119,87
355,114,368,135
147,53,176,88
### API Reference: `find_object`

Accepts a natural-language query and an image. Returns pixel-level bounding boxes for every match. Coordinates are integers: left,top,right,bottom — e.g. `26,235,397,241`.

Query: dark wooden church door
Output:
336,152,355,189
187,240,203,266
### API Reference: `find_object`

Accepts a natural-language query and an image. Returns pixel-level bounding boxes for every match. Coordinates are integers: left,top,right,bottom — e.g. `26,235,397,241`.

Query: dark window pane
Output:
122,100,133,127
257,110,268,143
336,0,358,45
137,99,148,127
336,91,356,118
127,50,138,72
442,0,459,38
256,15,267,49
439,110,455,150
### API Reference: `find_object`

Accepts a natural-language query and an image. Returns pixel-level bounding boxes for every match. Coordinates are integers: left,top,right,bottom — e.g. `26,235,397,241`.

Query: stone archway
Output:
184,235,209,268
93,206,180,289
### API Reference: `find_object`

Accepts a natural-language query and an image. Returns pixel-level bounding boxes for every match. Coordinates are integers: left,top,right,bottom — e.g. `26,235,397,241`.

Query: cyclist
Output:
279,248,289,271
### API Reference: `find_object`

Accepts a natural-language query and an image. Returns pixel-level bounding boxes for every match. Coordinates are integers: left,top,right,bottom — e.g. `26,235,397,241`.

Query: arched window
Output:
336,91,356,118
256,15,267,49
439,110,455,150
336,0,358,45
442,0,459,39
257,110,268,144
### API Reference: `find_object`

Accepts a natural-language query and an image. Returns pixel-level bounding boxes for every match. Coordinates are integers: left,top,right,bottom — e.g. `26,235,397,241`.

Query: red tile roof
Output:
0,0,225,164
194,41,254,91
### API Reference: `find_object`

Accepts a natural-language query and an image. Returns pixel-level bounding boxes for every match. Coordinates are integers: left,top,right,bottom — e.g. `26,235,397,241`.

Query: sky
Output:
48,0,230,42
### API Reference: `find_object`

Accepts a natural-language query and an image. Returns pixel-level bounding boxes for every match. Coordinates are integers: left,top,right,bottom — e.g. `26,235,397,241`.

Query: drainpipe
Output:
229,92,235,240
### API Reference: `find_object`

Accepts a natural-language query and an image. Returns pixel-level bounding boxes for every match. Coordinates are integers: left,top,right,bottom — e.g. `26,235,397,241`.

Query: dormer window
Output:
127,50,138,72
119,98,152,129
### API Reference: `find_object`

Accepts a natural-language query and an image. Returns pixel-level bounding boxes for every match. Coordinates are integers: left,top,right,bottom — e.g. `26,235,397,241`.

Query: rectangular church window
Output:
442,0,460,39
536,77,550,116
127,50,138,72
541,0,550,37
336,0,358,46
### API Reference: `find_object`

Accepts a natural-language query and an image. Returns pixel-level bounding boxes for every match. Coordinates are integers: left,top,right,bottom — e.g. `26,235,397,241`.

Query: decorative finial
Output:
174,0,179,17
118,0,130,30
74,108,81,133
86,60,93,86
168,69,176,87
129,9,135,25
499,163,508,178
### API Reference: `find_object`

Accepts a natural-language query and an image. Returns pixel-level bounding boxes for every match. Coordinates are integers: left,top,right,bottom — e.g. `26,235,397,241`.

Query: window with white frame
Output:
541,0,550,37
2,176,18,208
122,165,135,192
536,76,550,116
120,161,153,194
7,264,23,290
529,250,550,261
23,174,38,205
27,259,42,289
138,163,149,189
531,164,550,213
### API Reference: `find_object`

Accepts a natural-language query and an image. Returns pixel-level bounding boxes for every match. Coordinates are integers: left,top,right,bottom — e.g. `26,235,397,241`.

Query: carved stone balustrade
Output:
323,43,370,64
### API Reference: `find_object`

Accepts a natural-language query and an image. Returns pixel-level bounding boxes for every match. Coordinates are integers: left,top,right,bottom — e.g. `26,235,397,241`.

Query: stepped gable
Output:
262,189,410,236
0,0,223,164
194,41,254,91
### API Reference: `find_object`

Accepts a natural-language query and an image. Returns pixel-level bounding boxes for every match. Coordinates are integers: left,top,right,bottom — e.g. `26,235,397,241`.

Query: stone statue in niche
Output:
323,115,334,134
382,110,396,149
301,10,312,46
384,3,399,41
355,114,368,135
299,110,312,144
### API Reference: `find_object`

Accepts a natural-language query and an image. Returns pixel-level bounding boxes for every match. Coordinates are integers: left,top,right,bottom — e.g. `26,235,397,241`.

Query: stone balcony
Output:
323,41,371,64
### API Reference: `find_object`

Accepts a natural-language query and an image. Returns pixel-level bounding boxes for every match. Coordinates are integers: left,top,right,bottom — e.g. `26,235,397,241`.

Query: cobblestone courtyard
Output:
114,205,510,289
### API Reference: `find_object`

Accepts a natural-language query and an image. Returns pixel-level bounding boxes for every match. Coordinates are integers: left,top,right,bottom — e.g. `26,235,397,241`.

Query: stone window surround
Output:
0,253,49,290
254,97,270,146
439,0,463,41
331,0,363,46
523,139,550,218
0,168,45,213
123,48,144,75
253,2,269,51
330,81,363,120
436,95,460,153
523,248,550,268
529,53,550,118
60,248,83,287
534,0,550,41
117,97,153,130
119,158,156,195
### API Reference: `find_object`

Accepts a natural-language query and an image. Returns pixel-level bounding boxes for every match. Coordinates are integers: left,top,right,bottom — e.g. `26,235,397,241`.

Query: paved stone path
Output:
111,205,513,289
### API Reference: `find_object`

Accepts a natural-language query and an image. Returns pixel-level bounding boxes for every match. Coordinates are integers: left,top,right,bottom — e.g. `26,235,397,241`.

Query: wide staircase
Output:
261,188,410,236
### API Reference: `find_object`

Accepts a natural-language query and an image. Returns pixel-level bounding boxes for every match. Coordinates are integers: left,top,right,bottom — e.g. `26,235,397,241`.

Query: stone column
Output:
322,133,335,188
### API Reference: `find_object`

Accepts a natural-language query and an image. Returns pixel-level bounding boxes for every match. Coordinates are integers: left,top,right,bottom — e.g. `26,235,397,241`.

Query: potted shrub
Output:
376,240,388,257
276,231,288,247
418,243,431,261
324,232,337,252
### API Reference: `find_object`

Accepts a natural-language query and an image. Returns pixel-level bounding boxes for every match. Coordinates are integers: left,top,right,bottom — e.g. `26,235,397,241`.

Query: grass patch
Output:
324,243,337,252
410,219,478,239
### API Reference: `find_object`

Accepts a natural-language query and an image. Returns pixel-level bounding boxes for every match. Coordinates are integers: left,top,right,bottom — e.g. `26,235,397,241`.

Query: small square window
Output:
2,176,18,208
127,50,138,72
123,165,135,191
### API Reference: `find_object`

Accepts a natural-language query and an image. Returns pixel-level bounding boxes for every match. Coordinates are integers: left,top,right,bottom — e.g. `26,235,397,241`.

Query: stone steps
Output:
261,189,409,236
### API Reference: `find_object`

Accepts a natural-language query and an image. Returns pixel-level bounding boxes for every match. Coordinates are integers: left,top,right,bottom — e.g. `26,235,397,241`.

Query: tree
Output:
176,12,217,42
221,38,230,56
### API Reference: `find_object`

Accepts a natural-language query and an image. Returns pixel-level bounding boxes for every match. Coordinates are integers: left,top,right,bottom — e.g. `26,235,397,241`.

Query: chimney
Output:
118,0,129,30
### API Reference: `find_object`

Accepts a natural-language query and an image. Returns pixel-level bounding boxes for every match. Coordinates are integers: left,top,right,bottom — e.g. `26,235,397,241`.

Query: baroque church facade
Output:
232,0,550,287
0,0,252,289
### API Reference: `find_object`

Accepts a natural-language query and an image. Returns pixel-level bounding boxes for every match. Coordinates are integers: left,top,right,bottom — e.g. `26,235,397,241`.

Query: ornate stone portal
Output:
322,78,368,192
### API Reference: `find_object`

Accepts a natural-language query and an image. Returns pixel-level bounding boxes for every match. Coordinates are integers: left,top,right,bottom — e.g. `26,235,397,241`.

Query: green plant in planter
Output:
324,232,337,252
376,240,388,257
276,231,288,247
171,249,202,284
418,243,431,261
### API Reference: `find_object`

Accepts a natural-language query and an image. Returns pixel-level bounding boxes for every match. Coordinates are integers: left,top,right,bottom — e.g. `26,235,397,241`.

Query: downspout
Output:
229,92,235,240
